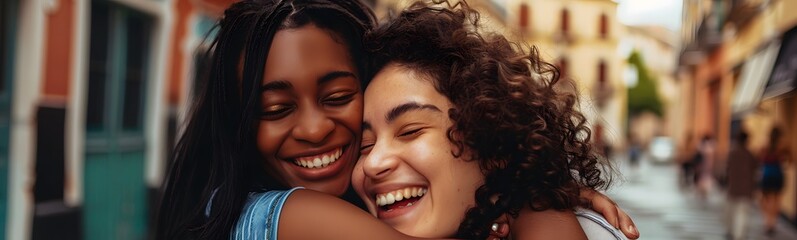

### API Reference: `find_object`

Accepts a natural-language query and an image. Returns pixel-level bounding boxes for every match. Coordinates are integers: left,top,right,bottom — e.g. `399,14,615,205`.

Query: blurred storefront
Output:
0,0,18,238
2,0,234,239
679,0,797,224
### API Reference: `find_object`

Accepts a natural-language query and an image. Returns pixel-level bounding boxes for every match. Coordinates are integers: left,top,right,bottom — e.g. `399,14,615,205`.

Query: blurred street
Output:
607,153,797,240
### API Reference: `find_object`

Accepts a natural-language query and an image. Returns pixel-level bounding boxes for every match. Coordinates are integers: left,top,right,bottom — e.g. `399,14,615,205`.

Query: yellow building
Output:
679,0,797,221
505,0,625,150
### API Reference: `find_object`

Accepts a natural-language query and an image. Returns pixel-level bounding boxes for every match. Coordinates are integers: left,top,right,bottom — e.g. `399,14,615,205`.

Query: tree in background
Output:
627,50,663,117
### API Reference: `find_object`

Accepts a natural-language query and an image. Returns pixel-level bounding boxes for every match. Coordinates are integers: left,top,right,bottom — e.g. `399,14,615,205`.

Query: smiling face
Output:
352,64,483,237
256,24,362,196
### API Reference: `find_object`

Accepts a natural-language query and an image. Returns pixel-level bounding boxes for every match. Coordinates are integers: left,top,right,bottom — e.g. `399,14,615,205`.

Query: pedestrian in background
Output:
696,134,716,200
760,127,789,236
678,134,697,188
628,136,641,169
725,131,758,240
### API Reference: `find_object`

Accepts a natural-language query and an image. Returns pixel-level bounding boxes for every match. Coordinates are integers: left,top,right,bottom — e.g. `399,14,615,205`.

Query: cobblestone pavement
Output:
605,154,797,240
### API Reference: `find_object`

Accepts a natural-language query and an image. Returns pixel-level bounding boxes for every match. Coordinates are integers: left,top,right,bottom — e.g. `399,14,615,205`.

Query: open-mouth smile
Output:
292,146,344,169
375,187,428,213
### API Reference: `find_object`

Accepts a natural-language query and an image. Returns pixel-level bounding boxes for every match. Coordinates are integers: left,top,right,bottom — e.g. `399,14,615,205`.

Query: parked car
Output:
649,136,674,164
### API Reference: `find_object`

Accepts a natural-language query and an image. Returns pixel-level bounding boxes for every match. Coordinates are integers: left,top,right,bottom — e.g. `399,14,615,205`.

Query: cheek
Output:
452,155,483,194
441,162,482,232
338,97,363,132
256,121,288,161
351,160,367,198
351,159,365,190
457,162,483,201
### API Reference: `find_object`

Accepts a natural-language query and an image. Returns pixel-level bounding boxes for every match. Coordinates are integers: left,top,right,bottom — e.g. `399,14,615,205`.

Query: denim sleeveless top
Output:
204,187,302,240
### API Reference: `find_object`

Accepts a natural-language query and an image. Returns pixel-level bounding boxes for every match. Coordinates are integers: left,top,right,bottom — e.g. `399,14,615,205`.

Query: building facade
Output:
1,0,234,239
678,0,797,223
506,0,625,151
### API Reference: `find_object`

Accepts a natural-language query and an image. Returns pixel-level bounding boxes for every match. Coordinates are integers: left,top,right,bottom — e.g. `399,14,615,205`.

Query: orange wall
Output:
166,0,235,106
693,47,723,138
690,44,733,170
43,0,75,99
167,0,194,106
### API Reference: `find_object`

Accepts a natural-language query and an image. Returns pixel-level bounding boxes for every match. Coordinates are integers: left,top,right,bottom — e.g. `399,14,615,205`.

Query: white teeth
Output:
313,158,322,168
375,187,428,207
294,147,343,169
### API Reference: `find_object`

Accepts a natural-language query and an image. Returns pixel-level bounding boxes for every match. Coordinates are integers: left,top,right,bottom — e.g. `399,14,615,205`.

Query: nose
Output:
361,142,400,181
291,107,335,144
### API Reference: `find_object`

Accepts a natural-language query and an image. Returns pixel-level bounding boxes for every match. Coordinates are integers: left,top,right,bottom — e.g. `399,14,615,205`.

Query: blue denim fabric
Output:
231,187,303,240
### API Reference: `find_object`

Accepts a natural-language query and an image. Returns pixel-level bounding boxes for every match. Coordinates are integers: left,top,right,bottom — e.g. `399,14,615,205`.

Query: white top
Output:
575,207,628,240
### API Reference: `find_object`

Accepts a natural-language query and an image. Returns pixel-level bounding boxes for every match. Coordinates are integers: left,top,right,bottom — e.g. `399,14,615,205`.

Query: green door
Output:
0,0,19,237
84,1,152,239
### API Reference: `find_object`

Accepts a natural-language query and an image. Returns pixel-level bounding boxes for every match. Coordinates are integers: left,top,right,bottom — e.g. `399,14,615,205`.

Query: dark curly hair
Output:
364,1,611,238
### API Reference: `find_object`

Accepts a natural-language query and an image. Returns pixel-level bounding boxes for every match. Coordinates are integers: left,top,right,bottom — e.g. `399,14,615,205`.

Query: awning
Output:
731,41,780,117
763,26,797,99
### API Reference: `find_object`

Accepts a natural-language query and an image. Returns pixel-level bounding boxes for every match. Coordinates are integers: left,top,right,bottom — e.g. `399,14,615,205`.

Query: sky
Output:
616,0,684,31
490,0,684,31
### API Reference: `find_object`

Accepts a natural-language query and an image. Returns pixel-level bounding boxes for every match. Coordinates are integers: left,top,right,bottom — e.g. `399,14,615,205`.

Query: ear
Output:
487,214,511,240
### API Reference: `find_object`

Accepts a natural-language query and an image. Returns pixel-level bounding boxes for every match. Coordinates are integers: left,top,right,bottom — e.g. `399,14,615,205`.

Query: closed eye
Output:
324,92,357,106
260,104,294,120
359,143,374,155
399,128,424,138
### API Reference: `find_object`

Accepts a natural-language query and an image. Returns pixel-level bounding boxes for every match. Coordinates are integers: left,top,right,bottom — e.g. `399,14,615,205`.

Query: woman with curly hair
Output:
353,1,631,239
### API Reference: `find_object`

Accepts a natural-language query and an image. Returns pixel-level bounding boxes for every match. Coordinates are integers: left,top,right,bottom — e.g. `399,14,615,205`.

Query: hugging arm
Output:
581,189,639,239
278,190,449,240
489,195,636,240
509,209,587,240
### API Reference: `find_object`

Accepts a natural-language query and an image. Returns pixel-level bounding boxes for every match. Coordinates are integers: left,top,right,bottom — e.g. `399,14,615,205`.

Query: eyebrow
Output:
260,71,357,93
386,102,442,123
260,80,292,92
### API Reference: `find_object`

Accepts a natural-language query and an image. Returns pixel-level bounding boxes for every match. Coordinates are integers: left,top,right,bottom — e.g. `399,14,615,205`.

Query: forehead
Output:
263,24,355,84
364,64,450,120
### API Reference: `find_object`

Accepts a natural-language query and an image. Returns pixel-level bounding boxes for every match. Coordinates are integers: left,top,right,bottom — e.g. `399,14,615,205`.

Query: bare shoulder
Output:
278,189,427,240
511,208,587,240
